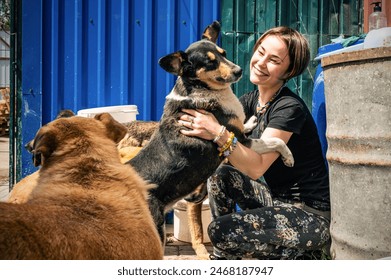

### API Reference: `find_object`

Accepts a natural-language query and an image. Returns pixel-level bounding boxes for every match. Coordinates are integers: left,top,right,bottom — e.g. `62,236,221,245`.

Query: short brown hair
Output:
253,26,310,81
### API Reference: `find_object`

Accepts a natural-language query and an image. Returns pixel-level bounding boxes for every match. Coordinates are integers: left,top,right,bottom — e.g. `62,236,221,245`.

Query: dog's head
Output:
31,113,127,167
158,21,242,90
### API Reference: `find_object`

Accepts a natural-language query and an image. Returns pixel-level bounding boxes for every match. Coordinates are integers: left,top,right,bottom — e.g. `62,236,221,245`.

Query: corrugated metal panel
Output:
221,0,364,107
0,31,10,88
20,0,43,179
17,0,220,179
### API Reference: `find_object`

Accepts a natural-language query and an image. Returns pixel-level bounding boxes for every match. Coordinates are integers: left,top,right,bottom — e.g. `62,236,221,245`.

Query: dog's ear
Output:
94,113,128,144
158,51,189,76
31,129,57,167
202,21,221,43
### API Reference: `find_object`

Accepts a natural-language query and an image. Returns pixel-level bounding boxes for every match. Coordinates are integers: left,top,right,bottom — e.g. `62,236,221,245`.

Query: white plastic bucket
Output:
364,27,391,49
173,199,211,243
77,105,138,123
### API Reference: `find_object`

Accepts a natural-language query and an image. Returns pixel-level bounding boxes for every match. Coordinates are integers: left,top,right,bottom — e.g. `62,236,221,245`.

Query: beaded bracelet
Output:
213,125,226,143
218,132,235,157
222,136,238,157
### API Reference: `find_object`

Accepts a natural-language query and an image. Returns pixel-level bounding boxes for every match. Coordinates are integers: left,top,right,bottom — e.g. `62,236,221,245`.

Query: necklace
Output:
256,84,285,115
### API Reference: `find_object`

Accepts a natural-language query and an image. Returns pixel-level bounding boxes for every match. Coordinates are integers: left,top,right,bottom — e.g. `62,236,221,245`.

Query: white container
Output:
77,105,138,123
173,199,211,243
364,27,391,49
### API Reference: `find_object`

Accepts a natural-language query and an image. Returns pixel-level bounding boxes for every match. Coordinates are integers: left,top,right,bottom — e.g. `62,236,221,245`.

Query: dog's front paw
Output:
243,115,258,133
270,138,294,167
194,244,210,260
281,151,294,167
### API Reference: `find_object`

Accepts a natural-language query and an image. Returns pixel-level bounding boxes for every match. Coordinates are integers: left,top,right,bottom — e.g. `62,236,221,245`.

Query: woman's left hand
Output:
178,109,221,141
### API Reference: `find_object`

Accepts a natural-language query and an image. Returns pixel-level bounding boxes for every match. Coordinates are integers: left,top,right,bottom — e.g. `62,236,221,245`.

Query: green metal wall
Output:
220,0,363,108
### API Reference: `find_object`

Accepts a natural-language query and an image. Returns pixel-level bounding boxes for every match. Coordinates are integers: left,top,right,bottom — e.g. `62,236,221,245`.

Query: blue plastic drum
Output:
312,40,364,169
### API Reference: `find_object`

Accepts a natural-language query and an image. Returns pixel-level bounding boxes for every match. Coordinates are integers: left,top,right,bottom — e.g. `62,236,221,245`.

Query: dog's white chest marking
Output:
166,88,245,123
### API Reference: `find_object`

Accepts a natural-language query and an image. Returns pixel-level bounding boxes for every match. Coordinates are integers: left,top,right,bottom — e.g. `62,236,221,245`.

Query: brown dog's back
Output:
0,189,162,260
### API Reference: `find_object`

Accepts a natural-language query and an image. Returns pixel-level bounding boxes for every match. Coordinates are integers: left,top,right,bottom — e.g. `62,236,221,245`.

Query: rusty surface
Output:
324,47,391,259
326,136,391,167
322,47,391,68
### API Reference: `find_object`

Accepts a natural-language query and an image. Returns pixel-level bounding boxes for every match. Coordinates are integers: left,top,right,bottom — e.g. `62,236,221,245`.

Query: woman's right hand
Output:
178,109,223,141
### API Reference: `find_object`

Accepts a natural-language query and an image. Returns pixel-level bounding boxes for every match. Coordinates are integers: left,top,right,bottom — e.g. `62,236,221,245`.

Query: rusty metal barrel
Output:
322,47,391,259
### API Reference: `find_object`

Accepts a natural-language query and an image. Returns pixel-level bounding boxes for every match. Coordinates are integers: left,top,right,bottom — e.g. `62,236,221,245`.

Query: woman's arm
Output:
179,109,292,180
226,127,292,179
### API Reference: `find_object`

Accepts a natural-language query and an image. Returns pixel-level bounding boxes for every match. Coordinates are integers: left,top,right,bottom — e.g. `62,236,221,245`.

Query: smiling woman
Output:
250,36,290,92
252,27,310,83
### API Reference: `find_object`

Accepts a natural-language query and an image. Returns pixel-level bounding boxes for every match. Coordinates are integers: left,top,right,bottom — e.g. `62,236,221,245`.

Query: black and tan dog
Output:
1,114,162,259
127,21,294,245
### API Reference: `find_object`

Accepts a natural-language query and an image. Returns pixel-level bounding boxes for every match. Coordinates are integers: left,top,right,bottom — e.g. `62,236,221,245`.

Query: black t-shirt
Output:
239,87,330,211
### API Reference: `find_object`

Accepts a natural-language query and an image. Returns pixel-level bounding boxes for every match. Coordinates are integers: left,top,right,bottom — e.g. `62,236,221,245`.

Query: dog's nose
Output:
233,68,243,78
25,141,34,153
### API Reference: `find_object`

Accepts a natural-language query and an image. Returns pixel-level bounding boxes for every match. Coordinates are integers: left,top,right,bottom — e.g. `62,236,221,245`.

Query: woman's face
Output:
249,35,290,87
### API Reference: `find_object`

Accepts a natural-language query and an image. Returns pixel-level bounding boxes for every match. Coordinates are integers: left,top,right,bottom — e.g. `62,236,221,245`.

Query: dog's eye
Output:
205,60,218,70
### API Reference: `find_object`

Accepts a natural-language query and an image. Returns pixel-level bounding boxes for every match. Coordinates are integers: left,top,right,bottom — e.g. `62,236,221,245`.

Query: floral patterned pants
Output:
207,164,331,260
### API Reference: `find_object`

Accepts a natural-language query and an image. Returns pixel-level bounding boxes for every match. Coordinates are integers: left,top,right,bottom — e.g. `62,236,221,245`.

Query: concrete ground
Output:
0,136,10,201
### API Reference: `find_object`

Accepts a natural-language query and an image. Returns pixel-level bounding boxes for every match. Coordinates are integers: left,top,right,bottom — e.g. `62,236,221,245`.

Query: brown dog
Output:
9,120,209,259
0,114,162,260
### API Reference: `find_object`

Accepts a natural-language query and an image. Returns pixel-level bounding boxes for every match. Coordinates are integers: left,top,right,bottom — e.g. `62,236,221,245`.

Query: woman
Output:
179,26,330,260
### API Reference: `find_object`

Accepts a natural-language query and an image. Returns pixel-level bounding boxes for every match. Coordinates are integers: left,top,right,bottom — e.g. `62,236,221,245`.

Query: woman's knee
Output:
207,164,237,193
215,164,236,177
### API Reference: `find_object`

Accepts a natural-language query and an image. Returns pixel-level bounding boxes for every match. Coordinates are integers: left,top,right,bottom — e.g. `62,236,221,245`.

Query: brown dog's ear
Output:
32,129,57,167
94,113,127,144
158,51,189,76
32,150,42,167
201,21,220,43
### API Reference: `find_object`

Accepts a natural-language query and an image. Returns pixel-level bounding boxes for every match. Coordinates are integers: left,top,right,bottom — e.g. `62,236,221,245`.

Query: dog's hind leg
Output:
187,201,210,260
148,195,167,245
184,182,208,204
249,137,294,167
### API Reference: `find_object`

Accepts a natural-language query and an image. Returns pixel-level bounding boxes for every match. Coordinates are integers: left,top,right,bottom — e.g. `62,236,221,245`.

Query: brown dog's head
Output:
158,21,242,90
31,113,127,167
